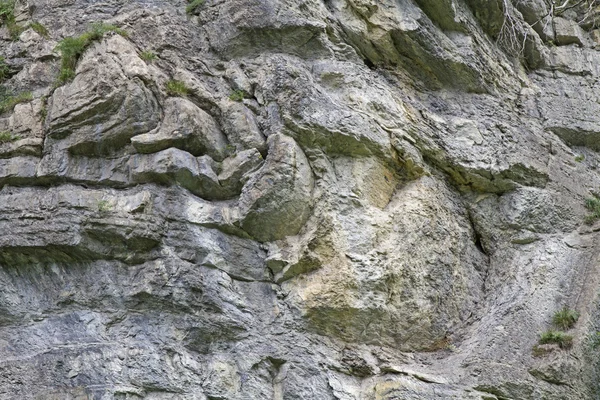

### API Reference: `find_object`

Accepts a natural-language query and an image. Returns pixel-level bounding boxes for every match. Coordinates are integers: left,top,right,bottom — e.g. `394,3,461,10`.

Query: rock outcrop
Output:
2,0,600,399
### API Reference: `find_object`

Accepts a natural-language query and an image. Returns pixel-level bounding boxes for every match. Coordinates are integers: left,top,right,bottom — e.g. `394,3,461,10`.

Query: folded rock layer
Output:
1,0,600,398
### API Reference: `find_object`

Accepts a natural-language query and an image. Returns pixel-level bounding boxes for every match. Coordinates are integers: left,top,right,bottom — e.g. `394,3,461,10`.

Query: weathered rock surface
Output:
2,0,600,399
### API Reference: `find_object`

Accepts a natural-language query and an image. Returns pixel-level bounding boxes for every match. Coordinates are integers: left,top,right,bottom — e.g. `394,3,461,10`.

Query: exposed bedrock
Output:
2,0,600,398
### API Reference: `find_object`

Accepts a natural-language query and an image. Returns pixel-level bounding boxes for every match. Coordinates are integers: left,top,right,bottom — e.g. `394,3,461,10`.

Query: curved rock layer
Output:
1,0,600,398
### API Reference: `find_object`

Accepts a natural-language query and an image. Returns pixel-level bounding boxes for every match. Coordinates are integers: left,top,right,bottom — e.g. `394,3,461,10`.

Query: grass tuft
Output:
0,0,13,23
186,0,205,14
140,50,157,62
585,196,600,225
0,56,9,82
7,22,24,40
0,131,20,143
55,22,128,85
0,91,32,114
166,79,192,97
539,330,573,349
575,154,585,162
229,89,248,102
0,0,25,41
552,306,579,331
29,21,49,38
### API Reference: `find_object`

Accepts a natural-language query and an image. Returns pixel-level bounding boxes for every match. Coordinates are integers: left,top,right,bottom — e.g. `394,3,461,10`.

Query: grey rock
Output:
554,16,589,46
47,35,160,156
2,0,600,399
238,134,314,242
131,97,228,161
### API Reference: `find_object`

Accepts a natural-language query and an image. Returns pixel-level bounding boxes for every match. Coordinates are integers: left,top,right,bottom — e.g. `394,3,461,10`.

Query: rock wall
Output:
2,0,600,398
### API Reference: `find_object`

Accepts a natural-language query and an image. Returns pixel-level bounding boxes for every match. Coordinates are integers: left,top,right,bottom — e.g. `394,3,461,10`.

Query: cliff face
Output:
2,0,600,398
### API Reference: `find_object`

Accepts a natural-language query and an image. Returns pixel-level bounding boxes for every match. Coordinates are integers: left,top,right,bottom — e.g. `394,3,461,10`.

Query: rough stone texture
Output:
2,0,600,399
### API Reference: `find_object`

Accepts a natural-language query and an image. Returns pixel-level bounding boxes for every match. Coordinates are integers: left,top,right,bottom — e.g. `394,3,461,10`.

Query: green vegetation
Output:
55,22,128,85
539,330,573,349
0,0,12,22
591,332,600,349
0,131,20,143
165,79,192,97
225,143,236,157
140,50,157,62
0,91,32,114
585,196,600,225
575,154,585,162
0,0,25,41
186,0,205,14
29,21,49,38
552,307,579,330
535,306,579,354
97,200,111,212
532,344,552,357
7,22,24,40
229,89,248,102
0,56,9,82
39,95,48,121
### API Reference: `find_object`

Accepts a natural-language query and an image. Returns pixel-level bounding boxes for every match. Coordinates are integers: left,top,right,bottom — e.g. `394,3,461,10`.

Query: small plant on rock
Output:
532,344,553,357
575,154,585,162
229,89,248,102
552,306,579,330
97,200,111,212
38,95,48,121
539,330,573,349
140,50,157,62
0,0,13,23
0,91,32,114
7,22,25,40
584,196,600,225
590,331,600,349
166,79,192,97
29,21,49,38
0,131,20,143
0,56,10,82
186,0,205,14
0,0,25,41
55,22,128,85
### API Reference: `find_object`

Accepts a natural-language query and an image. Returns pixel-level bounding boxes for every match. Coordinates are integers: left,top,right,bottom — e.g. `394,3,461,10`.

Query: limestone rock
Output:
47,35,160,156
554,17,588,46
131,97,228,160
238,134,314,242
2,0,600,399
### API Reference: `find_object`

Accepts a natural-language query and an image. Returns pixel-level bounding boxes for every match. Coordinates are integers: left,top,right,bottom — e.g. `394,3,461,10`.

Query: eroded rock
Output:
238,134,314,242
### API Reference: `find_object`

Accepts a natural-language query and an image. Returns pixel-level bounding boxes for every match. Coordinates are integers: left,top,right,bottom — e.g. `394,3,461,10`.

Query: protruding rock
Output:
131,97,228,160
554,17,588,46
238,134,313,242
217,148,263,195
219,102,266,153
47,35,160,155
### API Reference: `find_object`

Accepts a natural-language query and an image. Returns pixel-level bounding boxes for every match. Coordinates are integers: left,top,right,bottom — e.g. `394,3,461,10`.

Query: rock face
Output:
3,0,600,399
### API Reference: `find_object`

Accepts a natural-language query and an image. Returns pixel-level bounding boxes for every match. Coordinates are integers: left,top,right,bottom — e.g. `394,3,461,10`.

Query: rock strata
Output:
2,0,600,399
